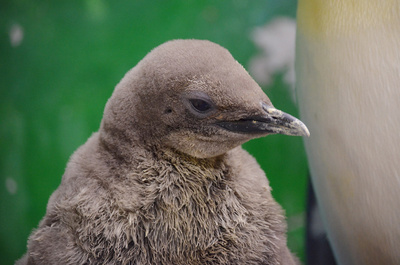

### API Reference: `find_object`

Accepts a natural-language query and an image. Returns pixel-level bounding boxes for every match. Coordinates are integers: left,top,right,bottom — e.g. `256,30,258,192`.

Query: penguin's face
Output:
101,40,309,159
157,73,309,158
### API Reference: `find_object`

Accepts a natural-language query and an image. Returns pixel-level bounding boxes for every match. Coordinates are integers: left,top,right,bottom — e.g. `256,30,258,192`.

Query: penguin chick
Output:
18,39,309,265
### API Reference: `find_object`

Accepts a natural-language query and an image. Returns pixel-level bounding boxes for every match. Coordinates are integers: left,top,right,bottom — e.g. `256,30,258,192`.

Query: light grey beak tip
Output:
292,117,310,137
265,106,310,137
301,123,311,137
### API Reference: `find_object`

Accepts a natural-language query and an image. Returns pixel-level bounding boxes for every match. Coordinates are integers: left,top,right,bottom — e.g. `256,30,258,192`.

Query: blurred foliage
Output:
0,0,305,264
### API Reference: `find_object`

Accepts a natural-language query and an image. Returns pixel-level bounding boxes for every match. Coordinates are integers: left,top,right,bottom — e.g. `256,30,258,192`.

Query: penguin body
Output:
296,1,400,264
19,40,308,265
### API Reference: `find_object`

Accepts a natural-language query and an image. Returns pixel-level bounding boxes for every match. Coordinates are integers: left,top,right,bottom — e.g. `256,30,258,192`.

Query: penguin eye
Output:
182,91,216,118
189,98,212,113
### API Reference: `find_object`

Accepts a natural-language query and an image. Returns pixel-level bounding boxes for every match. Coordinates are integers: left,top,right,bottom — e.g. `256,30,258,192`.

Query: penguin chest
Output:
132,175,282,264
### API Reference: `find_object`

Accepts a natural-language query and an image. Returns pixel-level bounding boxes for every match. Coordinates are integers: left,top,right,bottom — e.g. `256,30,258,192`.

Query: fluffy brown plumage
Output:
18,39,308,265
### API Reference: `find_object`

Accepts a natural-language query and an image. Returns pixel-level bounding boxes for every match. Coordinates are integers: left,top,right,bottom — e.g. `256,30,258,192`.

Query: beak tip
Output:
304,128,311,137
264,107,310,137
296,120,310,137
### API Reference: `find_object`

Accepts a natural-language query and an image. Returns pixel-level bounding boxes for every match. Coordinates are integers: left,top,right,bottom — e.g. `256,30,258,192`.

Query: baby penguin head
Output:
101,39,309,158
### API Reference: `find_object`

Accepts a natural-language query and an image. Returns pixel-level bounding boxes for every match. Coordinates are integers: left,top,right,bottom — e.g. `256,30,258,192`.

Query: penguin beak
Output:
216,105,310,137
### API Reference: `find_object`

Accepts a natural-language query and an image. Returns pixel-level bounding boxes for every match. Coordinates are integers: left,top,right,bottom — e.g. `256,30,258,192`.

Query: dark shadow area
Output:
306,178,337,265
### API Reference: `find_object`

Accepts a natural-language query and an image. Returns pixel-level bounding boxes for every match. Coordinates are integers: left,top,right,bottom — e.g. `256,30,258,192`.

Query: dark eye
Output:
189,98,212,113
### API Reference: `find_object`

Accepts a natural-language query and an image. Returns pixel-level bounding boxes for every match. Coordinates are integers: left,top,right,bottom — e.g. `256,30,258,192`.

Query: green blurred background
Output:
1,0,307,264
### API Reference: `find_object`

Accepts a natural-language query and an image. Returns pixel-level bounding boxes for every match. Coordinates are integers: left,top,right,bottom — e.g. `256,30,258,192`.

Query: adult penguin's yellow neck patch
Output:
297,0,399,39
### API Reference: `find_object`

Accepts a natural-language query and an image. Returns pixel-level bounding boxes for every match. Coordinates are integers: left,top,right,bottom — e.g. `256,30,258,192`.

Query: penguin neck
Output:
137,146,231,209
153,147,230,186
159,148,225,171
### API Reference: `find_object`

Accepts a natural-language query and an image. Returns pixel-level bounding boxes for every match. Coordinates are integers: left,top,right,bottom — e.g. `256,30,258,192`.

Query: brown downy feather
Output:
18,40,301,265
